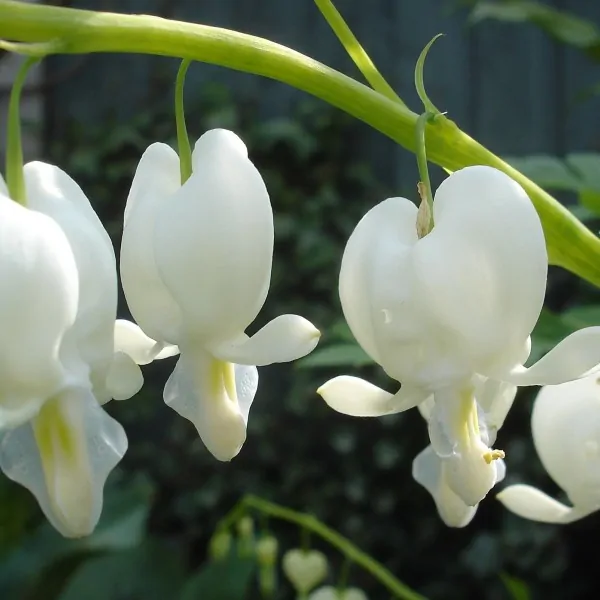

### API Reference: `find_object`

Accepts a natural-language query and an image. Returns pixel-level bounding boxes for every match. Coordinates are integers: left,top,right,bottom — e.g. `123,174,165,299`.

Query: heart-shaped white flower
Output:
319,166,600,509
282,548,328,594
121,129,320,461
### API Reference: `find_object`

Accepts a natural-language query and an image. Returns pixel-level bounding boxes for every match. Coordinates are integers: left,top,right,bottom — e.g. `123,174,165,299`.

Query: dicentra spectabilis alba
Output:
0,164,163,537
413,377,517,527
319,166,600,508
120,128,320,461
498,373,600,523
282,549,329,596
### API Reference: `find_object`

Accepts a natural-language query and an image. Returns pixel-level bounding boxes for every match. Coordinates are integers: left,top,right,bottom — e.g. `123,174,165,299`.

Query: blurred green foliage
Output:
469,0,600,60
1,80,600,600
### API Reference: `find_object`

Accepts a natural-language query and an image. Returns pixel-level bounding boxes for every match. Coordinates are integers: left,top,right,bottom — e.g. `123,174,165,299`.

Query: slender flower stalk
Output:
174,59,192,184
5,56,37,204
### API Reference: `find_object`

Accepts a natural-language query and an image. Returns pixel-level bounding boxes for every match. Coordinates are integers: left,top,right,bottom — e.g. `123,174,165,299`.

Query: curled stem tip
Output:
414,33,444,114
175,58,193,184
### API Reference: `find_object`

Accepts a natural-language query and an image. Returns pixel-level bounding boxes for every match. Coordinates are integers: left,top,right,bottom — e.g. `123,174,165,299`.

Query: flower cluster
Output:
0,129,319,537
3,123,600,538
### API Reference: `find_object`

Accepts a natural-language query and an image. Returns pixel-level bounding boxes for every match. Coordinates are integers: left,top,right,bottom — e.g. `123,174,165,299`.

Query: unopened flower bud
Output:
236,516,255,558
208,530,231,561
237,515,254,538
256,535,279,567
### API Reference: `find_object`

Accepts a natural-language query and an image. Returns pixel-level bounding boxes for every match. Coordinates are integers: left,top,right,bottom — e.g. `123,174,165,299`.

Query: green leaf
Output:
58,541,185,600
529,308,577,364
471,1,600,59
562,305,600,328
500,572,531,600
504,153,600,216
0,476,153,600
298,343,374,368
179,555,255,600
503,155,581,191
566,153,600,213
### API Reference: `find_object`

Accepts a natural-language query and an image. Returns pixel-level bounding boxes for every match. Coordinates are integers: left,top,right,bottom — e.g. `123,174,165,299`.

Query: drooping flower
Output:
120,129,320,461
413,377,516,527
282,548,329,596
498,373,600,523
0,164,161,537
318,166,600,509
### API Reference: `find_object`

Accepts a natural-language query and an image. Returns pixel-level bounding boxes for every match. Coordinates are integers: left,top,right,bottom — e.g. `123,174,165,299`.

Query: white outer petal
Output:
24,162,117,401
154,129,273,343
497,485,580,524
531,375,600,508
0,386,127,537
163,343,258,461
504,327,600,386
120,143,183,343
0,193,78,428
339,196,419,367
317,376,428,417
413,166,547,379
210,314,320,366
114,319,179,365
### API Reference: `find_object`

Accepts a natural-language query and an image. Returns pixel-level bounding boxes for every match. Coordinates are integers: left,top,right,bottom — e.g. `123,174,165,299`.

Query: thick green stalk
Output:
5,56,38,204
0,0,599,284
314,0,405,106
175,58,192,183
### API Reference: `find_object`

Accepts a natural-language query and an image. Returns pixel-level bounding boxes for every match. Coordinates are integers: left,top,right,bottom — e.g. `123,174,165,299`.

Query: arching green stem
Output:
175,58,192,184
5,56,38,205
0,1,599,285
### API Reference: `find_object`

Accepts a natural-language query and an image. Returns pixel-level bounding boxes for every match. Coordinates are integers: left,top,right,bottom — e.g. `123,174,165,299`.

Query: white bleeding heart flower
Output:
318,166,600,508
282,548,329,595
498,373,600,523
413,377,516,527
308,586,369,600
120,129,320,461
0,164,161,538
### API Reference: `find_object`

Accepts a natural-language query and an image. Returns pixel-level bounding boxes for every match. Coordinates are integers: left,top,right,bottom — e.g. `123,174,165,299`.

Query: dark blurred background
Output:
1,0,600,599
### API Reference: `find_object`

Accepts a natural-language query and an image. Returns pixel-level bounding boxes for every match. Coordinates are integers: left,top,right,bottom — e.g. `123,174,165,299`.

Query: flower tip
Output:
194,128,248,161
